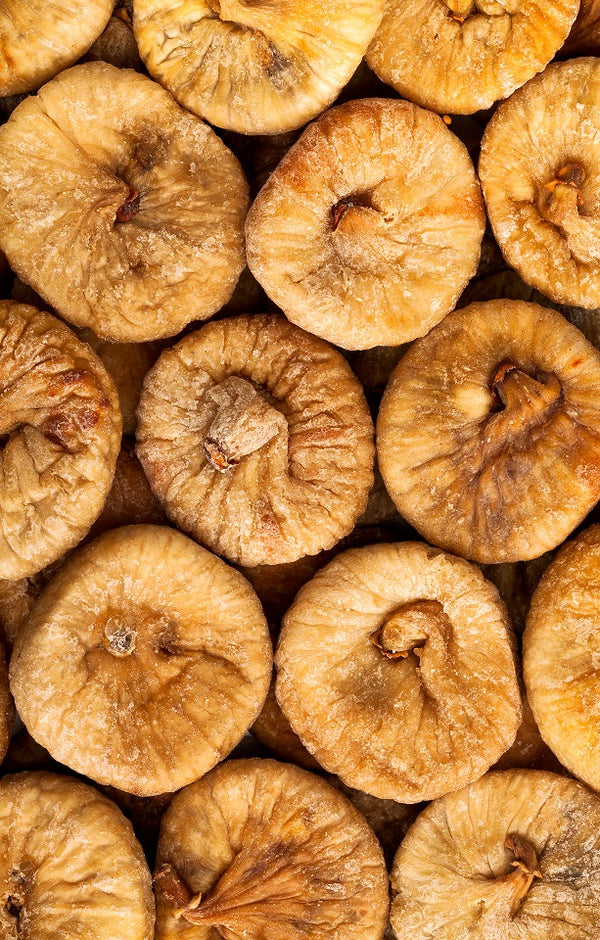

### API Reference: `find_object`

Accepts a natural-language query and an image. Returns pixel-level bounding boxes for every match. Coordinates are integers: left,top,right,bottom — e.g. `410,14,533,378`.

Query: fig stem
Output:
445,0,475,21
491,361,562,414
115,187,140,224
203,375,286,473
154,864,203,918
537,163,600,264
503,833,542,916
370,600,448,660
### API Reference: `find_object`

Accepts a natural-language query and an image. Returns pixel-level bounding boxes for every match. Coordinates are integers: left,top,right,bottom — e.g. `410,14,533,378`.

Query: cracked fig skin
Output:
9,525,272,796
276,542,521,803
0,301,121,581
480,59,600,310
133,0,384,135
246,99,484,350
0,772,154,940
153,759,389,940
390,770,600,940
377,300,600,564
136,314,374,567
0,62,248,343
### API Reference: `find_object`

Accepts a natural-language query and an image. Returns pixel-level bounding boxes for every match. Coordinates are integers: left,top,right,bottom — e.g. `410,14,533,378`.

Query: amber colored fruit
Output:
102,788,172,866
133,0,384,135
480,59,600,310
0,771,154,938
378,300,600,564
9,525,272,795
0,62,249,342
0,300,121,580
0,0,113,96
154,758,389,940
276,542,521,803
0,641,12,764
83,8,142,70
366,0,578,115
390,769,600,939
137,314,374,567
524,524,600,792
251,682,321,771
246,99,484,350
564,0,600,54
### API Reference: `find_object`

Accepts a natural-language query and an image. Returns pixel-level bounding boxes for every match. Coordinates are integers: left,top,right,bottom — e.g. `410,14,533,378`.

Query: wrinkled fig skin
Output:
564,0,600,54
378,300,600,564
0,641,12,764
0,772,155,940
366,0,579,115
133,0,384,135
246,99,485,351
524,524,600,793
154,759,389,940
276,542,521,803
480,59,600,309
0,0,113,95
391,770,600,940
0,62,249,342
0,301,121,581
9,525,272,795
137,314,375,567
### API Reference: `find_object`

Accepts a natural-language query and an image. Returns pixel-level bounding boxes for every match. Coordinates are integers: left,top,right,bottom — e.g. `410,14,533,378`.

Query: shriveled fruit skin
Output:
0,771,154,939
0,62,249,342
9,525,272,795
378,300,600,564
390,769,600,939
137,314,374,567
0,0,113,96
0,641,12,763
154,758,389,940
246,99,484,351
480,59,600,309
0,301,121,580
133,0,384,135
564,0,600,54
524,524,600,793
366,0,578,115
276,542,521,803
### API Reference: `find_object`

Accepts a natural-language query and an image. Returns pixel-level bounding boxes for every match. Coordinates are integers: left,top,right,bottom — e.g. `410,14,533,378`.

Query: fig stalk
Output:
502,833,542,916
538,163,600,265
370,599,450,659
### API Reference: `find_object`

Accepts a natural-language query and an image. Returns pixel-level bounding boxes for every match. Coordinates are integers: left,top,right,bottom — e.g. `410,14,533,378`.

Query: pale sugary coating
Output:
133,0,384,135
137,314,374,567
524,524,600,792
0,0,113,95
9,525,272,795
391,770,600,939
0,301,121,581
480,59,600,309
0,641,12,764
246,99,484,350
366,0,578,115
276,542,521,803
154,758,389,940
377,301,600,564
0,62,249,342
0,771,154,939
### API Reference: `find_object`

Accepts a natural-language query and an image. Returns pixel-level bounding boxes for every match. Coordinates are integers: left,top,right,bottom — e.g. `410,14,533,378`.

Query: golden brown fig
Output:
101,788,172,866
276,542,521,803
246,99,484,350
0,62,249,342
250,682,320,770
153,758,389,940
0,771,154,939
366,0,578,115
0,640,12,763
9,525,272,795
0,0,113,96
83,9,142,70
133,0,384,135
524,524,600,792
0,300,121,580
480,59,600,310
377,300,600,564
137,314,374,567
564,0,600,54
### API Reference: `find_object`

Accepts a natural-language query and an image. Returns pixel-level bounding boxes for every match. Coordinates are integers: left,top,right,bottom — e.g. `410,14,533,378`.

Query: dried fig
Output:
246,99,484,350
494,694,562,773
564,0,600,54
0,300,121,580
0,771,154,938
390,769,600,939
133,0,384,135
365,0,578,115
276,542,521,803
0,641,12,764
9,525,272,795
480,59,600,309
83,9,142,70
136,314,374,567
481,552,554,634
0,0,113,95
153,758,389,940
0,62,249,342
250,682,320,771
101,788,172,866
377,300,600,564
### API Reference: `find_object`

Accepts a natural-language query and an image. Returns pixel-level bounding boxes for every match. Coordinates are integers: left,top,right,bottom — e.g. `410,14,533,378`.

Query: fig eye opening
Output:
370,599,449,660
